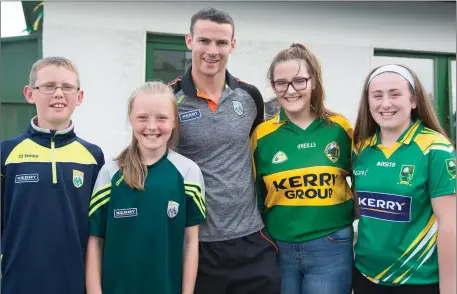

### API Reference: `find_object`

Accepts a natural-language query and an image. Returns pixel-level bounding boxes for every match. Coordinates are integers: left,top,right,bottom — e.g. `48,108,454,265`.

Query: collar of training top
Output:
180,66,239,98
27,116,77,146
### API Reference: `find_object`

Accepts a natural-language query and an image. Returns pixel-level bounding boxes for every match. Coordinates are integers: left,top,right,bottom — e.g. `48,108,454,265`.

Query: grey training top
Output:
170,67,265,242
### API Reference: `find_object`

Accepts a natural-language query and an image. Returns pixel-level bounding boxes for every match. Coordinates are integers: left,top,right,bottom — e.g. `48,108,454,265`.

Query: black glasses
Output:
272,77,311,93
32,85,80,94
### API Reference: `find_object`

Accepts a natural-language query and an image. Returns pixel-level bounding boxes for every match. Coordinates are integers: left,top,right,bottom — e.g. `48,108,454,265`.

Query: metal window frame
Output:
145,33,188,81
374,48,456,140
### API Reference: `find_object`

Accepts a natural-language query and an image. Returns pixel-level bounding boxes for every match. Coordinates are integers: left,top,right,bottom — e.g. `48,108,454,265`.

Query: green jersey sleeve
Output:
183,162,206,227
428,143,456,198
89,163,112,237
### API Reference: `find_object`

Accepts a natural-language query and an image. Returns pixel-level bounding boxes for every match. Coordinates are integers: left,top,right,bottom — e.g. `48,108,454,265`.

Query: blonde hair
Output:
353,64,448,153
115,81,180,190
267,43,337,121
29,56,80,87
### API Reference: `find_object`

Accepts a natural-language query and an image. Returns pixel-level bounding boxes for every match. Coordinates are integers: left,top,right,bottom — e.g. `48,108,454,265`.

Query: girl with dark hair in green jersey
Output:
352,64,456,294
252,43,355,294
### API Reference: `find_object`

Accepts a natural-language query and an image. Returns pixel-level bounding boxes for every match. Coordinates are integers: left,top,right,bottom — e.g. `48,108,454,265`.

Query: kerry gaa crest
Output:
324,142,340,163
399,165,415,184
73,170,84,188
446,159,456,178
167,201,179,218
232,100,244,116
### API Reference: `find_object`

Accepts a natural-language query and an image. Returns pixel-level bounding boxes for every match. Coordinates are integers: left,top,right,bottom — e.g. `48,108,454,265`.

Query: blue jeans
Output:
276,226,354,294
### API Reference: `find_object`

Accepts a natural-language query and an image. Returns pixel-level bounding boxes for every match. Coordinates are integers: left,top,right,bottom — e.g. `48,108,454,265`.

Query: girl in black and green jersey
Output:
85,81,206,294
352,64,456,294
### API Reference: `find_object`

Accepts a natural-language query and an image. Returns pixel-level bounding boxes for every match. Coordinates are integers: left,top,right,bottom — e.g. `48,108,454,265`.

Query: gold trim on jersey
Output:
369,214,438,284
184,181,206,218
328,114,354,139
401,120,421,144
262,166,352,208
370,120,421,159
251,114,284,144
251,115,285,179
414,127,454,155
5,138,97,165
89,183,111,216
354,138,372,156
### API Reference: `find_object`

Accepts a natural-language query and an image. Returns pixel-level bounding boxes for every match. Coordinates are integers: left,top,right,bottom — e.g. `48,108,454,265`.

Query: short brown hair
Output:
190,7,235,38
29,56,80,87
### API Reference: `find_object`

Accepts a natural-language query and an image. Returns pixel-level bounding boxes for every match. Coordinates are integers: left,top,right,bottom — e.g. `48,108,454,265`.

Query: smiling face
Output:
185,19,235,78
24,65,83,130
368,72,417,135
272,59,314,116
129,92,176,159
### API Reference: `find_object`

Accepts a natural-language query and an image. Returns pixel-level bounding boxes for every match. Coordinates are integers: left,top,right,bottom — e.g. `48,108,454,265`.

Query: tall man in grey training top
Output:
169,7,281,294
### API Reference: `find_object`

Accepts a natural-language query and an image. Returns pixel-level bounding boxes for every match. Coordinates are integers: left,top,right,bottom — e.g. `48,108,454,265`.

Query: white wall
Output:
43,1,456,159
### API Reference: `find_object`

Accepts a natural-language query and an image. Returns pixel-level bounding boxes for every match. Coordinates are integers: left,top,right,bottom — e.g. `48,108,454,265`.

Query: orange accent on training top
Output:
197,89,218,112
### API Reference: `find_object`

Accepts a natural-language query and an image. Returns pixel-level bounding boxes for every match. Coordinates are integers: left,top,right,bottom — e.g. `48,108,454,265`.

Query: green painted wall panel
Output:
1,34,41,140
0,103,37,141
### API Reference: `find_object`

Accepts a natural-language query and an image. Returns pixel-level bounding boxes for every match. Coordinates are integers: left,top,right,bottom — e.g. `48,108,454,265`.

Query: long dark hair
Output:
353,64,449,153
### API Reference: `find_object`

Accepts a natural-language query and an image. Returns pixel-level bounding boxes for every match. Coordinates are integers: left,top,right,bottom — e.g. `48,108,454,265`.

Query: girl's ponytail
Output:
115,80,178,190
116,135,147,190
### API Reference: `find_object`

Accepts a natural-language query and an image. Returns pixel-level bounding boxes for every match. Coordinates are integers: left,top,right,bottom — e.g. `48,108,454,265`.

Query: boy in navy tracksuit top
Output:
0,57,105,294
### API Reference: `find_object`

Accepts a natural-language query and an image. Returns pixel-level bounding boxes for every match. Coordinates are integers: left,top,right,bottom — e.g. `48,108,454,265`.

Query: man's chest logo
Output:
232,100,244,116
179,109,201,122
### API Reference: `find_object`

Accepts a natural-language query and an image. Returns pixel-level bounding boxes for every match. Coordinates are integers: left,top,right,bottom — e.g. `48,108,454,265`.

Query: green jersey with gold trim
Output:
353,119,456,286
89,149,205,294
251,109,355,242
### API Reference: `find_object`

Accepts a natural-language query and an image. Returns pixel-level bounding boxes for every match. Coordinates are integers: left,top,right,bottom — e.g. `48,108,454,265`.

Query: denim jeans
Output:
276,226,354,294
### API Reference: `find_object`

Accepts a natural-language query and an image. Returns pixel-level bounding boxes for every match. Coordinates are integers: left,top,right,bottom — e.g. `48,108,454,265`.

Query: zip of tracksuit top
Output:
0,117,105,294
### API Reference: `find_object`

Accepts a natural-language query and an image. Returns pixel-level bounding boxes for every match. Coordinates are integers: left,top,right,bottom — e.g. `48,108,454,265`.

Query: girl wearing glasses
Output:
251,43,355,294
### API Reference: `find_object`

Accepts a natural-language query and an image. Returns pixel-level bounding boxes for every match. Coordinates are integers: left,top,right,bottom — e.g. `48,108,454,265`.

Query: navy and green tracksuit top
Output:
0,118,105,294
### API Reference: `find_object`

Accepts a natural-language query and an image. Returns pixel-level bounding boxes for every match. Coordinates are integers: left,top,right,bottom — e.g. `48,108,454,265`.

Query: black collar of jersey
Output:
27,116,77,148
180,66,239,97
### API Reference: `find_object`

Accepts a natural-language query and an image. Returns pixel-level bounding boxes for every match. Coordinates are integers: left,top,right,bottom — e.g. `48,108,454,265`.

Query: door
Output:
1,34,41,140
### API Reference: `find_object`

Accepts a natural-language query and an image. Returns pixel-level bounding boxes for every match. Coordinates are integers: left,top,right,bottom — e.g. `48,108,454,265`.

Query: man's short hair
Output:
190,7,235,38
29,56,80,87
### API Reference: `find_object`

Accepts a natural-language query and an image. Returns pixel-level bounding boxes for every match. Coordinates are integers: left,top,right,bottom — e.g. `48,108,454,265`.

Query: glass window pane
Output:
371,56,435,105
152,50,191,83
